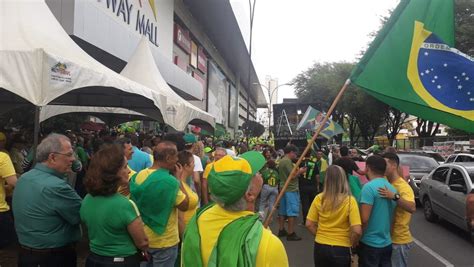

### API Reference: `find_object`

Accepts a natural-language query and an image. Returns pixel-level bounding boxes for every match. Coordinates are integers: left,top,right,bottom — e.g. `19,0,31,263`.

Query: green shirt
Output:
261,167,279,187
278,156,298,192
81,193,140,257
12,164,82,248
348,174,362,202
75,145,88,166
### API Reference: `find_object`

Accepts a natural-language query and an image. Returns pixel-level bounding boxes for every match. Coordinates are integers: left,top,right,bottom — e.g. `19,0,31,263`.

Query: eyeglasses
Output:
52,152,75,157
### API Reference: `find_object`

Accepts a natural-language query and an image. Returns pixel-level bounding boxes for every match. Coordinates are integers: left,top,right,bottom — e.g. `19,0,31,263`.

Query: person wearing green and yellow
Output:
258,159,279,221
201,147,227,205
131,141,190,266
182,152,289,267
315,150,328,192
278,145,307,241
80,144,148,266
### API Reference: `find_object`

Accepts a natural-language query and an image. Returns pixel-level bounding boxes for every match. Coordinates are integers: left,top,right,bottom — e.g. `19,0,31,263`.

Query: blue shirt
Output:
12,164,82,248
360,177,397,248
128,146,152,173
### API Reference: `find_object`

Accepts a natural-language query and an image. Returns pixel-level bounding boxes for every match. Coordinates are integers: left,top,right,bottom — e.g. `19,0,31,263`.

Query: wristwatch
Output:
393,193,401,201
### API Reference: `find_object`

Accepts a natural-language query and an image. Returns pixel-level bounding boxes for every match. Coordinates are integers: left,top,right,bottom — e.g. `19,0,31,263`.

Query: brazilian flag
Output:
297,106,344,139
351,0,474,132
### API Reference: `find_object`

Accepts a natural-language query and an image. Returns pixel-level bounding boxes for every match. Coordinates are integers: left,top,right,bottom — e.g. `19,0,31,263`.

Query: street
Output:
272,209,474,267
1,209,473,266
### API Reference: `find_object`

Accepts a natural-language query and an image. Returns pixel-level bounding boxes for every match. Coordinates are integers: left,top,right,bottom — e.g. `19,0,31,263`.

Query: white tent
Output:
39,105,150,126
37,37,216,132
120,38,216,131
0,0,165,121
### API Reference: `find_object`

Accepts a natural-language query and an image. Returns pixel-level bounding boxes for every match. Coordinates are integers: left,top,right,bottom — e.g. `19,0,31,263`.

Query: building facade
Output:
45,0,266,136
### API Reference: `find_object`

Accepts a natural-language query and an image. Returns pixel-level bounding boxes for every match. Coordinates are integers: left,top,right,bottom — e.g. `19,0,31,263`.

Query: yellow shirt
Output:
136,168,186,248
182,181,199,226
0,152,16,212
307,194,361,247
203,162,214,179
198,205,288,267
391,177,414,244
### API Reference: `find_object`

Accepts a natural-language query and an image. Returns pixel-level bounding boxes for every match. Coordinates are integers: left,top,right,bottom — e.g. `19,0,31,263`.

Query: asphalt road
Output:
1,210,472,267
272,209,474,267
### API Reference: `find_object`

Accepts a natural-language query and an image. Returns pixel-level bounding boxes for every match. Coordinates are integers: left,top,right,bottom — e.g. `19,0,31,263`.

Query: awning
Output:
120,38,216,132
0,0,165,121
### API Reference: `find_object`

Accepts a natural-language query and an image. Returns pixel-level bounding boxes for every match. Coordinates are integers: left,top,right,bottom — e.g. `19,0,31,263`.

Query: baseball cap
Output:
183,133,197,144
208,151,265,206
204,147,212,153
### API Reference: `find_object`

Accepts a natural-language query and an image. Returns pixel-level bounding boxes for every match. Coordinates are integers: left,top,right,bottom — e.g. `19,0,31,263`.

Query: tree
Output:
446,127,470,136
385,107,409,145
415,118,440,146
455,0,474,56
293,62,388,145
353,94,387,142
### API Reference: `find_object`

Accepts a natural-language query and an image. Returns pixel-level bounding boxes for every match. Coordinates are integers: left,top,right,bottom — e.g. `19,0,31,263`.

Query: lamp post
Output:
254,82,291,138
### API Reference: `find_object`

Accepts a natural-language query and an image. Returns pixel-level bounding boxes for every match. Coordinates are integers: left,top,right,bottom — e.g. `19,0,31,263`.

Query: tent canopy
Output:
40,105,152,126
120,38,216,132
0,0,165,121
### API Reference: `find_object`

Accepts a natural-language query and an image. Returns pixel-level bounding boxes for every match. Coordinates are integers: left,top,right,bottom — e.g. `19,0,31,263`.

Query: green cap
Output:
208,151,265,206
184,133,197,144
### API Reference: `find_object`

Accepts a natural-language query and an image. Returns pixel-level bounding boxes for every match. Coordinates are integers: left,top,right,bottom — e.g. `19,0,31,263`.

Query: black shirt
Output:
334,156,360,175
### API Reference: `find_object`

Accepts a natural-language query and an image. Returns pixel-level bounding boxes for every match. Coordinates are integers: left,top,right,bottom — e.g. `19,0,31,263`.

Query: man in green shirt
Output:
277,145,306,241
13,133,82,266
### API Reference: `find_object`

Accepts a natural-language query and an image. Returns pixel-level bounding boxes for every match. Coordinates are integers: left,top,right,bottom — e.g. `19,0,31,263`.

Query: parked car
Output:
410,150,445,164
398,152,440,200
419,163,474,242
445,153,474,163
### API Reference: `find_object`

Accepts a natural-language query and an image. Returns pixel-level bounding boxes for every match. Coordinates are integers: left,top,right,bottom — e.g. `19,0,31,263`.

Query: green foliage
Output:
446,127,470,136
455,0,474,56
293,62,388,144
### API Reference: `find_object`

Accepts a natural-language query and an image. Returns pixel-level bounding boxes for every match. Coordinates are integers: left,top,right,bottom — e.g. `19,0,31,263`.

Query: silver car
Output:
419,163,474,236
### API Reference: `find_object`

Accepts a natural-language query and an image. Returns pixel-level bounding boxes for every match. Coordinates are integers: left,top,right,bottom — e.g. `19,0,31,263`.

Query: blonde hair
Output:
191,141,204,158
321,165,351,212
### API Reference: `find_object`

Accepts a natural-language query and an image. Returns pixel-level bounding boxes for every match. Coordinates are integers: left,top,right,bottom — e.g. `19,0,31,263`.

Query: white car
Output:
445,153,474,163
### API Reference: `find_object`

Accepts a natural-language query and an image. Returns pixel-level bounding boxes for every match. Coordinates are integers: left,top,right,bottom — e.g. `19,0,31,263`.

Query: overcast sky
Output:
230,0,400,103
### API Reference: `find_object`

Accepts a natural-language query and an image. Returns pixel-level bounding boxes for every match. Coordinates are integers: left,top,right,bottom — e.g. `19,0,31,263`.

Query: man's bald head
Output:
153,141,178,162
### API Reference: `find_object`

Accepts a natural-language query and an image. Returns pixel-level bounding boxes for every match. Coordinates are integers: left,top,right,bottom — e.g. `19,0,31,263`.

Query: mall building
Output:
45,0,266,136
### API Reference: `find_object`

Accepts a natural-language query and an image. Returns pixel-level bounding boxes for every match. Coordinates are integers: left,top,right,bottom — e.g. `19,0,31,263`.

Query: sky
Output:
230,0,400,103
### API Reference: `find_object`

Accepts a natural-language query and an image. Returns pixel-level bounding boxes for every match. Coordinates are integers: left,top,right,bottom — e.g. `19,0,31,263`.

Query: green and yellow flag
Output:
297,106,344,139
351,0,474,132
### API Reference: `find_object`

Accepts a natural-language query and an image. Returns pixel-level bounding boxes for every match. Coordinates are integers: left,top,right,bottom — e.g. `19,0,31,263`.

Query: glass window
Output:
448,169,467,188
457,156,474,162
468,170,474,184
399,155,439,170
432,167,449,183
445,155,455,163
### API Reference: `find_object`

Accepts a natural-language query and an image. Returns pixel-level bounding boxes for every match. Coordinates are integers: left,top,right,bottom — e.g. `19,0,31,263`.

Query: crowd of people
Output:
0,128,416,267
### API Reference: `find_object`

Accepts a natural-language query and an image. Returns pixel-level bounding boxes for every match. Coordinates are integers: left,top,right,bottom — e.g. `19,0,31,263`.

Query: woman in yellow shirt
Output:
177,151,199,231
306,165,362,267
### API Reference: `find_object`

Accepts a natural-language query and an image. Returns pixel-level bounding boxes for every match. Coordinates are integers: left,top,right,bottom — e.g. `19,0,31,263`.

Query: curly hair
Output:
84,144,126,196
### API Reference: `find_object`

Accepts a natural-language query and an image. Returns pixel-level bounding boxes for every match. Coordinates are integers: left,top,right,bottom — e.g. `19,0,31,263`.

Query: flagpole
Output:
263,79,351,228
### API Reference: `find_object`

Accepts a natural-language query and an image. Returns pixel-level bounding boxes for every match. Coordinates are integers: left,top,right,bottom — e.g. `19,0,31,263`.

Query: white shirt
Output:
226,149,236,157
193,154,203,172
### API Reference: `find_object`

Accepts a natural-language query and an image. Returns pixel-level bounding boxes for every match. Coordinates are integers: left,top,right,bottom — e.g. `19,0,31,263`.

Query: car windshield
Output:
469,171,474,184
429,153,445,162
399,155,439,170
